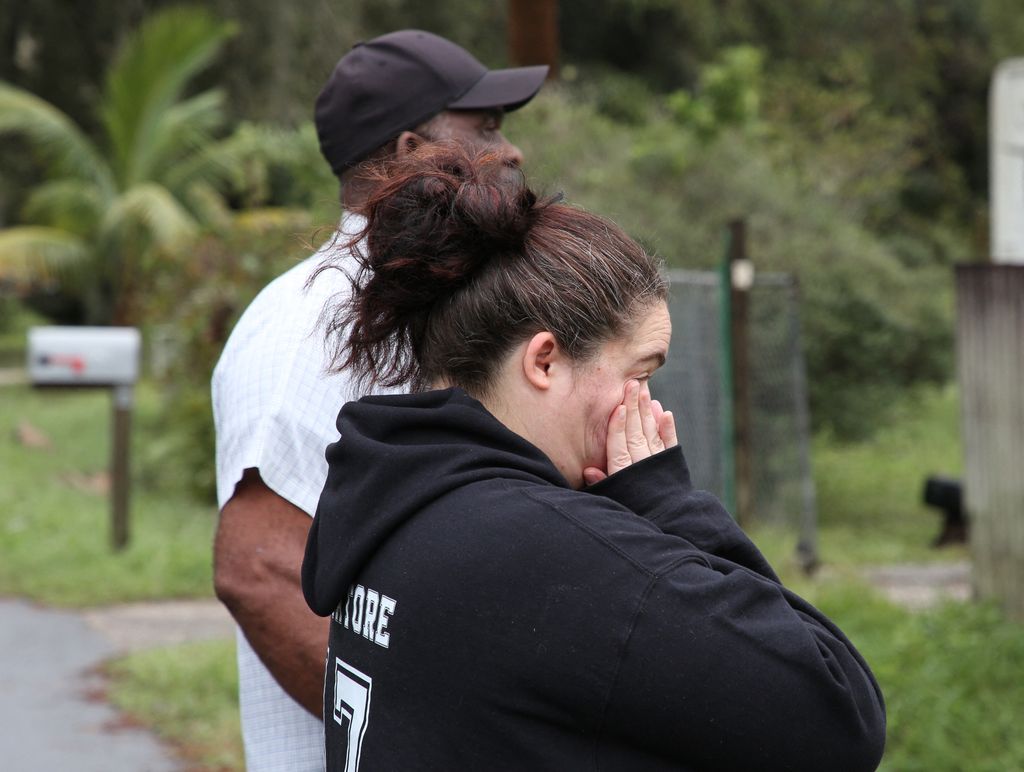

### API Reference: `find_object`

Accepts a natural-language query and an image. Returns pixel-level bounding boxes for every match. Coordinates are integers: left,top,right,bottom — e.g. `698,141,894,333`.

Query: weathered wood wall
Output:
955,264,1024,620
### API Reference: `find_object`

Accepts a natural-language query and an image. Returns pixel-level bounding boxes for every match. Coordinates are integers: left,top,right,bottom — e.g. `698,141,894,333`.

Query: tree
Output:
0,5,236,324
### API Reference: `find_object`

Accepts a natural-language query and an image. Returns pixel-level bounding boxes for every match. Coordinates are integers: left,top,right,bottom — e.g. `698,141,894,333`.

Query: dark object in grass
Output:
924,475,968,547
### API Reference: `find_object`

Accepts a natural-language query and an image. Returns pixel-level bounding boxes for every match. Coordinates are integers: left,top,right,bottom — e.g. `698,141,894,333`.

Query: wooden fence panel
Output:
955,264,1024,620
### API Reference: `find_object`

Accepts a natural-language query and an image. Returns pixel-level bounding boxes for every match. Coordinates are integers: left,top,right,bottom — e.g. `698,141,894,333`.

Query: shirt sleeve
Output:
599,555,886,771
586,449,886,770
586,446,779,580
211,255,358,515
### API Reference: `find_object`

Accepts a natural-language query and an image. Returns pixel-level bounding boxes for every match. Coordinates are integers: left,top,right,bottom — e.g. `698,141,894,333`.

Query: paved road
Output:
0,597,233,772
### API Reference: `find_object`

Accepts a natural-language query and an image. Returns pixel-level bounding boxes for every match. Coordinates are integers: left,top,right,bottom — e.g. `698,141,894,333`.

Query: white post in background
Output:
990,58,1024,263
953,59,1024,622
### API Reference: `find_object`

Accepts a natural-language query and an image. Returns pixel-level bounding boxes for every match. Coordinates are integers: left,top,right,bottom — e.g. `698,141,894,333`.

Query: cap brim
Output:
447,65,549,112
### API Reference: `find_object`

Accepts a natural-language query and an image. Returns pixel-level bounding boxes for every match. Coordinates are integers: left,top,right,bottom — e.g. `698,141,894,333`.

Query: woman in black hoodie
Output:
302,144,886,771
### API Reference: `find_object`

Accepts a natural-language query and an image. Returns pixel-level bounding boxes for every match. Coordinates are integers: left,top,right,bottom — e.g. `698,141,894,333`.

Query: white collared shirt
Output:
213,214,391,771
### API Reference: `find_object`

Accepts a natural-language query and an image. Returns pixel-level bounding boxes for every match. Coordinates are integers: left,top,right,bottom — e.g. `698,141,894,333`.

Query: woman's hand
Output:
583,380,678,486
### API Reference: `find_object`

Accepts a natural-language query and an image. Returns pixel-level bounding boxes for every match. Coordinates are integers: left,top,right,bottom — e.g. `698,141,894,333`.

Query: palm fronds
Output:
0,84,114,198
102,6,236,187
0,226,89,288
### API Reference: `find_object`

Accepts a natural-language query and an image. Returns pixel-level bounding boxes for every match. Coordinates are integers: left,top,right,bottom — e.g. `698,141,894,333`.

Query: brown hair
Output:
315,142,666,396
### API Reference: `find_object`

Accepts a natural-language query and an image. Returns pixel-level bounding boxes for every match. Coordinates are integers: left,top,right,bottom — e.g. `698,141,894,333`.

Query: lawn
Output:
0,381,216,604
811,384,967,568
105,639,243,771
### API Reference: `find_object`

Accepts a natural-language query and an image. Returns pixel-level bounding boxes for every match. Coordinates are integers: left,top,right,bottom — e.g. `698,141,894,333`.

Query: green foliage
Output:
0,6,236,324
102,7,236,188
812,588,1024,772
558,0,998,247
811,385,965,566
0,83,114,194
566,67,659,127
210,121,338,220
0,299,46,366
106,640,243,771
667,46,762,142
982,0,1024,62
514,84,953,437
560,0,715,89
6,0,1011,462
0,226,90,289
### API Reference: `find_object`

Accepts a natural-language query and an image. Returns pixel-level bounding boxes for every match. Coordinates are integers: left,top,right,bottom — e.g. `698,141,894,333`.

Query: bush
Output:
813,586,1024,772
512,86,953,439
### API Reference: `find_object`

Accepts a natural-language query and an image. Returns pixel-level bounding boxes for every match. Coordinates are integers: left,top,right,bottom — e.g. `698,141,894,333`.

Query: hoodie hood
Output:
302,388,570,616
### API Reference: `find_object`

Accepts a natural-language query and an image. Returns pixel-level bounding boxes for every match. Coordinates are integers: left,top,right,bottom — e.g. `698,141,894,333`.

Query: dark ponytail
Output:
315,142,666,395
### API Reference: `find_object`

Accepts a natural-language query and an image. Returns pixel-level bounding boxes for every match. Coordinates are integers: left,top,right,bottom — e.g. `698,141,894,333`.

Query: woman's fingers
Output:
596,383,678,485
623,380,651,462
651,398,665,425
659,409,678,449
639,382,664,452
606,404,632,476
650,397,678,449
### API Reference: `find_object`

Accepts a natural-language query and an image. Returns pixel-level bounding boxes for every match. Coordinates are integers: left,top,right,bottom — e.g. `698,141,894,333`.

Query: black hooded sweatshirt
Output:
303,389,886,771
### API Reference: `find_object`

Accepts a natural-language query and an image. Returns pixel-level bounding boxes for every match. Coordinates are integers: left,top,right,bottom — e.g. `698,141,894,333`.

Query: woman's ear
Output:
521,332,560,391
395,130,424,158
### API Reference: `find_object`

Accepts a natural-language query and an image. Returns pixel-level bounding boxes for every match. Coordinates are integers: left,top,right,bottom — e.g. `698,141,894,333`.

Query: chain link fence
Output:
654,269,818,569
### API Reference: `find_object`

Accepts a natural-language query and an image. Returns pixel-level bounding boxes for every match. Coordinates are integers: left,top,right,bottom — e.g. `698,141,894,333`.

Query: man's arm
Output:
214,468,328,718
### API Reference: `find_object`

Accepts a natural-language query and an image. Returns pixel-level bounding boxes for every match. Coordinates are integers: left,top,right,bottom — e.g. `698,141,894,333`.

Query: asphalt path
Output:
0,597,231,772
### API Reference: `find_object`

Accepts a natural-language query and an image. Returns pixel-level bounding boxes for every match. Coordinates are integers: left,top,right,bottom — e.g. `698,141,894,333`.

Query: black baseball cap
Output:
315,30,548,177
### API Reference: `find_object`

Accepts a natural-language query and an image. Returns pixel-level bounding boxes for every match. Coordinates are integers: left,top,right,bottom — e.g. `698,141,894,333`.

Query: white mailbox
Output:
28,326,141,386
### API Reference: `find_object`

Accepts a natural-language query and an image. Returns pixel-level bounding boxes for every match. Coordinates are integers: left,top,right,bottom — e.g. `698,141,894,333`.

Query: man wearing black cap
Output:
212,30,546,772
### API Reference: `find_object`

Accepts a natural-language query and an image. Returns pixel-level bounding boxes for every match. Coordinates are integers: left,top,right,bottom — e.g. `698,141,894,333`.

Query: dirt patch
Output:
83,599,234,653
862,561,972,611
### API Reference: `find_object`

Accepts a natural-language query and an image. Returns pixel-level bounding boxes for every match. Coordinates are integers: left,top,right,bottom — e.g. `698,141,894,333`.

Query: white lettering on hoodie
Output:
332,584,397,649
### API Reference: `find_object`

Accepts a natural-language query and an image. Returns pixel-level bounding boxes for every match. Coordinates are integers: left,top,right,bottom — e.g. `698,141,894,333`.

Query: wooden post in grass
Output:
111,384,133,550
955,265,1024,621
507,0,559,78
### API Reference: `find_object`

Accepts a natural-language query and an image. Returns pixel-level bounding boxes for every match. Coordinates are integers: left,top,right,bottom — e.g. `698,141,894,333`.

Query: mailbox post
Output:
27,327,141,551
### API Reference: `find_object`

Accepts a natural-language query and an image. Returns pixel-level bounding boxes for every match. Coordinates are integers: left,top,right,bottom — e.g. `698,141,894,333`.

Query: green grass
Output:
105,639,243,771
744,384,967,578
0,382,216,605
809,583,1024,772
811,383,967,567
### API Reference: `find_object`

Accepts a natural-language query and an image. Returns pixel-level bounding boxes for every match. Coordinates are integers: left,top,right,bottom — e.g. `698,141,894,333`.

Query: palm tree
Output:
0,6,236,324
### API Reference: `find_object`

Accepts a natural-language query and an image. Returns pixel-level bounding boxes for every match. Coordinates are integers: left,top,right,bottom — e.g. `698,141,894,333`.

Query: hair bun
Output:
317,142,557,390
360,142,537,284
